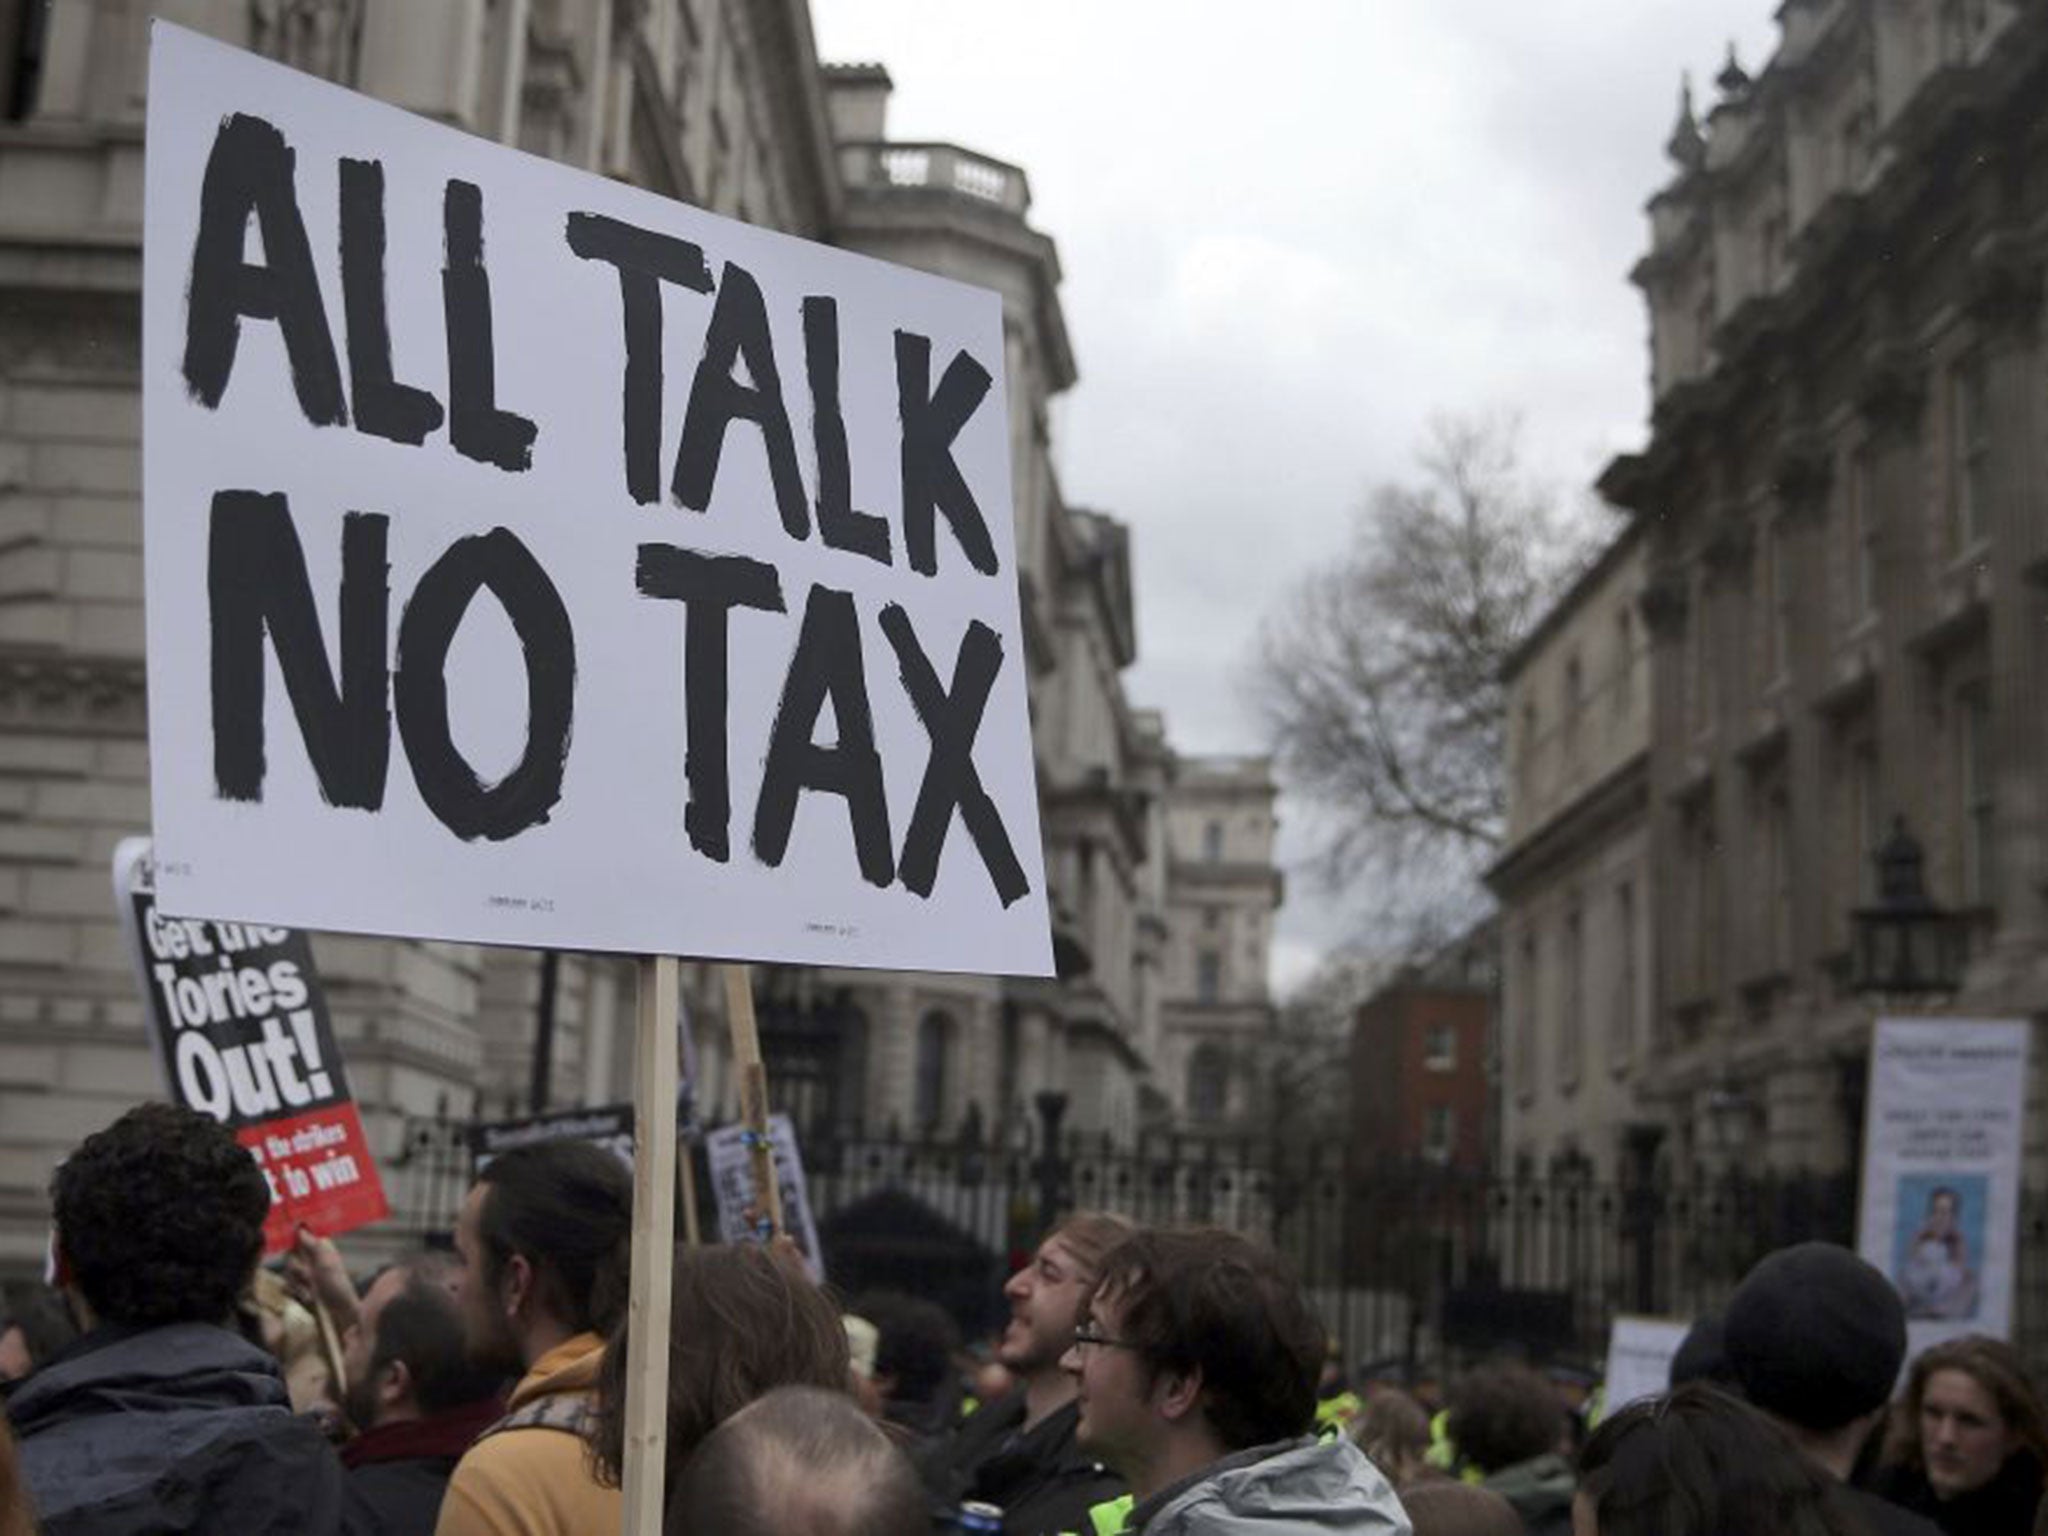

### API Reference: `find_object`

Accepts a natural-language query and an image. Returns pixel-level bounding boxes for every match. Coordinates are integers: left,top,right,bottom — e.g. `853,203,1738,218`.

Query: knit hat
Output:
1668,1313,1737,1390
1722,1242,1906,1431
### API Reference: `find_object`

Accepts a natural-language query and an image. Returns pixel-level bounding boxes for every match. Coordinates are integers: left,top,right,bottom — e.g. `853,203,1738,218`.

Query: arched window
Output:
1187,1044,1228,1124
914,1010,953,1132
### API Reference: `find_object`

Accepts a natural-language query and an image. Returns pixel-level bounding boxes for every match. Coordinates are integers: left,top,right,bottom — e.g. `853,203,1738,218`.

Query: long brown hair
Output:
589,1242,852,1496
1883,1335,2048,1479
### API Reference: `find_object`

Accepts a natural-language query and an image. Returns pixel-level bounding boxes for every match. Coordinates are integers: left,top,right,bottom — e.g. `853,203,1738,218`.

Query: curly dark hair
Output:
52,1103,269,1328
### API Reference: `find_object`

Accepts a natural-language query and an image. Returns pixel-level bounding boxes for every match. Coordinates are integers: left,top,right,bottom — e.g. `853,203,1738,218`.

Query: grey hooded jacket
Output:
1130,1436,1412,1536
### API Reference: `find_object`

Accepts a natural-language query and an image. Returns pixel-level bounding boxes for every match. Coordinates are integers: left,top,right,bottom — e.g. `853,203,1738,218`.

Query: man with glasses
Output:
1061,1228,1411,1535
919,1212,1133,1534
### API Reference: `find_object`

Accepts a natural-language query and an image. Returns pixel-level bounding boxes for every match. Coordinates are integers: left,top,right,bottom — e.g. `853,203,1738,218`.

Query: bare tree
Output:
1255,414,1596,944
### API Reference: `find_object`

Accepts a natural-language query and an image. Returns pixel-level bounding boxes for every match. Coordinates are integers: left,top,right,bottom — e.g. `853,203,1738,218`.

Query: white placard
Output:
1857,1017,2030,1356
1601,1315,1691,1413
143,24,1051,976
706,1113,824,1282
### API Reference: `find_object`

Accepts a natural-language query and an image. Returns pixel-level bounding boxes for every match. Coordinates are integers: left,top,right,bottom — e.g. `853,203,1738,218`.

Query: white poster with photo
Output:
142,24,1051,976
1601,1315,1692,1414
706,1113,824,1282
1857,1017,2030,1355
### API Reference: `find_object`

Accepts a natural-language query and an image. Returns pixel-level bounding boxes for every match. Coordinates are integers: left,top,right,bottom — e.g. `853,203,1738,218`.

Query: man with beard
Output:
920,1212,1133,1535
330,1251,504,1536
434,1140,632,1536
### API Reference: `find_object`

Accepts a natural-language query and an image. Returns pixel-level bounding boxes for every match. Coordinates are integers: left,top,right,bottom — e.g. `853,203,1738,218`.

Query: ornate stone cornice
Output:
1700,512,1755,580
1963,230,2044,335
1770,432,1833,520
1854,341,1927,434
1638,570,1690,639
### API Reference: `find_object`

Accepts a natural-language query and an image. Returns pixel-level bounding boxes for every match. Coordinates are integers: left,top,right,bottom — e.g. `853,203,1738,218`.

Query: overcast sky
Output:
810,2,1785,992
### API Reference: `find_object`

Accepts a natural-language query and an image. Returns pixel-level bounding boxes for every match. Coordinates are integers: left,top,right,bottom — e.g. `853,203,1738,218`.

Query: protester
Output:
435,1138,632,1536
1444,1364,1573,1536
1876,1335,2048,1536
1398,1482,1522,1536
0,1284,76,1385
589,1240,853,1510
7,1102,343,1534
325,1249,507,1536
1721,1242,1939,1536
670,1384,930,1536
1349,1388,1437,1491
1061,1226,1410,1535
1575,1384,1863,1536
1666,1313,1738,1391
919,1212,1133,1534
855,1289,964,1443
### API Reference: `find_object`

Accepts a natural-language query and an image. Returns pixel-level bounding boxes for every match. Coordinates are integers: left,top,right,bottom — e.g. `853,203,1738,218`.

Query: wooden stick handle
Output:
721,963,784,1236
310,1292,347,1401
621,955,679,1536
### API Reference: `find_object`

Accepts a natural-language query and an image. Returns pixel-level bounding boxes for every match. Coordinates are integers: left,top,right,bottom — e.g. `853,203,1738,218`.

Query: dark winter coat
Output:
918,1390,1127,1536
338,1397,501,1536
1875,1454,2044,1536
5,1320,342,1536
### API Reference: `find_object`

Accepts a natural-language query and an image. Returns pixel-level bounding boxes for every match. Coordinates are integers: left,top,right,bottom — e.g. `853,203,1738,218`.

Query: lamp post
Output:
1849,815,1967,997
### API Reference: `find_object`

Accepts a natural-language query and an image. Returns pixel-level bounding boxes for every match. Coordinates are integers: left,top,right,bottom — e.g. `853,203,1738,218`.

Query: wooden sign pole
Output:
720,963,785,1236
621,954,679,1535
679,987,704,1253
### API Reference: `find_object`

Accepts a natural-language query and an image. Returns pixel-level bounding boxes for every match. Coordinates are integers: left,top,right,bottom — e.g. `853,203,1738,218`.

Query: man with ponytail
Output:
435,1139,632,1536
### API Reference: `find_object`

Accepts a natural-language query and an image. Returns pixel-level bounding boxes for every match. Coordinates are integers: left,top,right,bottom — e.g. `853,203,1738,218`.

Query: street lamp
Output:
1849,815,1967,995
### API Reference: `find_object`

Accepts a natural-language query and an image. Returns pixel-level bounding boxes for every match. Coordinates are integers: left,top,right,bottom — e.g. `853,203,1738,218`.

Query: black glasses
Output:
1071,1319,1142,1353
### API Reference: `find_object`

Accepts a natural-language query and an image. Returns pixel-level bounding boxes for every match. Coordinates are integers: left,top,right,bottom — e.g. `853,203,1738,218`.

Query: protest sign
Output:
143,22,1051,978
470,1104,635,1173
113,836,388,1253
1601,1315,1691,1414
707,1113,823,1280
1857,1017,2030,1355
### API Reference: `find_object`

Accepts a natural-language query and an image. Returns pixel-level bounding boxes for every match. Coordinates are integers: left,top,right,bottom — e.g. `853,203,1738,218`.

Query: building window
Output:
1204,820,1224,861
1424,1025,1456,1072
1762,521,1790,685
1837,734,1880,947
1423,1105,1455,1164
1612,881,1637,1065
1188,1044,1228,1124
1763,780,1793,972
913,1011,953,1132
1560,905,1584,1089
1197,950,1222,1004
1952,354,1991,552
1519,700,1539,795
1958,688,1994,907
1204,907,1221,930
1686,572,1715,735
1843,447,1877,626
1613,609,1634,716
1514,932,1539,1101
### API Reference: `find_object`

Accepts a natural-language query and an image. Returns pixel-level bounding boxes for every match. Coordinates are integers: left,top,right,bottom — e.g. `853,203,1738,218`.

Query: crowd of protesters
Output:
3,1105,2048,1535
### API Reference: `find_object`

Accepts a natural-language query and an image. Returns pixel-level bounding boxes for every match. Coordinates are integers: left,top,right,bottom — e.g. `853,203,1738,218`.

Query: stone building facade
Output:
1158,754,1282,1131
1487,523,1654,1180
1598,0,2048,1175
0,0,1276,1270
